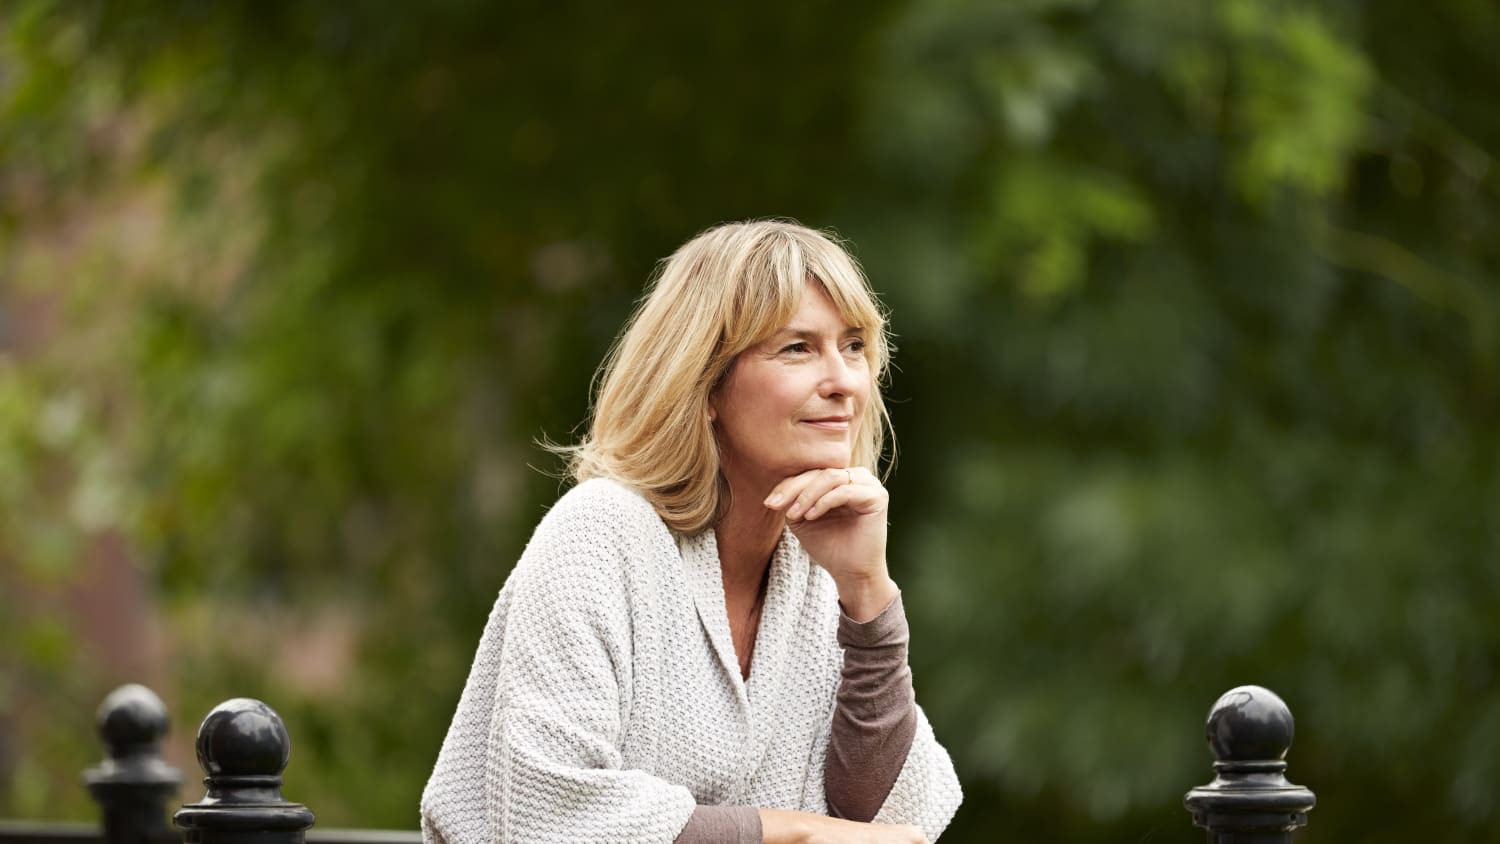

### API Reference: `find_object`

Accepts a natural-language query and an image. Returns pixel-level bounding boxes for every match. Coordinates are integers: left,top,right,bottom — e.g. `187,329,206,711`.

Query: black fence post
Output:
173,699,315,844
83,684,183,844
1184,685,1316,843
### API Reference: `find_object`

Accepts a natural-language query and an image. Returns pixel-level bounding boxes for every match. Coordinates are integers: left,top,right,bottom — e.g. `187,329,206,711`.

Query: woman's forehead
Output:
774,286,864,333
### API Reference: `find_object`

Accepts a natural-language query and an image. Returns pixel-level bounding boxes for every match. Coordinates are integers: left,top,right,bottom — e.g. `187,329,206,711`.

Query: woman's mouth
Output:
802,416,851,431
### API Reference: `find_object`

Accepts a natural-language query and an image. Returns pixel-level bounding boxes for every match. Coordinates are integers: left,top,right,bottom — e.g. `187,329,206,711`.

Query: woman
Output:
421,221,962,843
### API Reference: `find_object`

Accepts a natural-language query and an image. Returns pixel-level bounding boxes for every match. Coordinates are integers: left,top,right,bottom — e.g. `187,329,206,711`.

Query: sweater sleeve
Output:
422,485,698,844
486,531,698,842
825,593,919,821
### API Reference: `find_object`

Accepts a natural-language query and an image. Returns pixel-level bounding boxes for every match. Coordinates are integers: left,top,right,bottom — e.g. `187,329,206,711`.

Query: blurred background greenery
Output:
2,0,1498,841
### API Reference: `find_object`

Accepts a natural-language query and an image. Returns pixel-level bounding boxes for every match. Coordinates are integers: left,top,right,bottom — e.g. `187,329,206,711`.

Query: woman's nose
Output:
819,350,859,397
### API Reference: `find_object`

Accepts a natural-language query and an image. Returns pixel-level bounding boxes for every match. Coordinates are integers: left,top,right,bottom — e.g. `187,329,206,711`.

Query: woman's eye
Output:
781,342,811,354
844,339,866,354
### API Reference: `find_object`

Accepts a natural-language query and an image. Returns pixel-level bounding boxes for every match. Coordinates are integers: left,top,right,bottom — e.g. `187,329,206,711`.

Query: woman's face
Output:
711,283,871,489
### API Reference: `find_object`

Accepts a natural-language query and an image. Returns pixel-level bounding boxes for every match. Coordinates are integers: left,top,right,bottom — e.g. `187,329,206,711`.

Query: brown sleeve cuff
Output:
673,804,762,844
826,592,919,822
837,591,910,649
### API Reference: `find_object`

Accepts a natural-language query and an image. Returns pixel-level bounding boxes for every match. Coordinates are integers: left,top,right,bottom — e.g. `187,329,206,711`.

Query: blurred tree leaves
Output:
1,0,895,826
3,0,1500,841
848,0,1500,840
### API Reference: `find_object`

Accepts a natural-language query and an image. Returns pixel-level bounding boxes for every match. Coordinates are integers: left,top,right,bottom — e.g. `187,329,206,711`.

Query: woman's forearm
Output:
824,592,918,821
675,805,761,843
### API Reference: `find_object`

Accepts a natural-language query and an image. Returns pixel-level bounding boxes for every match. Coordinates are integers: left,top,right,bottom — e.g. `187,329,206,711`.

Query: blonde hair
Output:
558,219,893,535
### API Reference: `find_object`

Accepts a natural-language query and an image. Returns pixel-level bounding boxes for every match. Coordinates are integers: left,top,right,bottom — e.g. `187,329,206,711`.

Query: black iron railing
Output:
1,683,1314,843
2,685,418,844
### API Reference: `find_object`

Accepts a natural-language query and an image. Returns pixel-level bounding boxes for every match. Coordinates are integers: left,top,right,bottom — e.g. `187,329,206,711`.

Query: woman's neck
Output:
714,471,784,598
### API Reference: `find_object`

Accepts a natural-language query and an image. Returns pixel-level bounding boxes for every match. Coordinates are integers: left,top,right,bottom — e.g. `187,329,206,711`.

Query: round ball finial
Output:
97,684,171,758
195,698,292,778
1205,685,1295,762
1186,685,1315,836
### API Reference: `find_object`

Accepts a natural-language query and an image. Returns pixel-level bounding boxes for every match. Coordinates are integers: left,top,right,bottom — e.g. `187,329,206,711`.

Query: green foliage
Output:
849,0,1500,839
1,0,894,827
2,0,1499,840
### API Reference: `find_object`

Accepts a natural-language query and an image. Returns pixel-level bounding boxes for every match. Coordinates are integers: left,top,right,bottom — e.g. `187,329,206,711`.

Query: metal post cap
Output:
98,685,170,755
175,698,314,842
85,684,182,788
195,698,292,780
1206,685,1295,762
1184,685,1316,837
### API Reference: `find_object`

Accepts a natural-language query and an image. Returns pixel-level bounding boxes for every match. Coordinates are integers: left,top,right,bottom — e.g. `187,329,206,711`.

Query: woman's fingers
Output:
764,467,840,514
764,467,885,522
786,468,854,520
796,479,885,521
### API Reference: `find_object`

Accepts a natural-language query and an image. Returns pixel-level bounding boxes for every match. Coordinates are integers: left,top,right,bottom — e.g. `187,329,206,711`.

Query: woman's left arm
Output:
767,469,963,839
825,591,918,821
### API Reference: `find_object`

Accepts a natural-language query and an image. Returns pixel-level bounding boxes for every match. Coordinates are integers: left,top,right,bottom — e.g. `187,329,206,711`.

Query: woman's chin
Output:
784,450,853,474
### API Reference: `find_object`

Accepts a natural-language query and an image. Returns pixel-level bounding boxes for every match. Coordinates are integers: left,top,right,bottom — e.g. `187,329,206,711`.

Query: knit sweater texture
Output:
420,478,963,842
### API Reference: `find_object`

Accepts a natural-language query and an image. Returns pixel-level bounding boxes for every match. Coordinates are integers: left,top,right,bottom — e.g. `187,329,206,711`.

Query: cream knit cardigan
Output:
420,478,962,843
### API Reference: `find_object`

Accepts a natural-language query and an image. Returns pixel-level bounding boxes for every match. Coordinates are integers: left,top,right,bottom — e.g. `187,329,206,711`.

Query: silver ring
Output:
845,468,853,484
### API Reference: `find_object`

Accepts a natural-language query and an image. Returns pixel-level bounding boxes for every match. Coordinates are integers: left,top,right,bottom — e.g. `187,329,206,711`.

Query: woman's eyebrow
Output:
774,325,866,340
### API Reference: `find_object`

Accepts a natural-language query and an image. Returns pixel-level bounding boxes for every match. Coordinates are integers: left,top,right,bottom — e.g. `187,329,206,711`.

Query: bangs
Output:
807,244,886,338
717,228,886,364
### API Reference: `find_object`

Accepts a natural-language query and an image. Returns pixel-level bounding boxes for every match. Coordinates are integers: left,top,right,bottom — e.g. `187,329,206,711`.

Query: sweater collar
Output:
677,527,808,705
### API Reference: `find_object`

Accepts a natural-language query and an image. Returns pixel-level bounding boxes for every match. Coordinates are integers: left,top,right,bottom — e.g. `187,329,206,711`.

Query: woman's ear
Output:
706,377,722,423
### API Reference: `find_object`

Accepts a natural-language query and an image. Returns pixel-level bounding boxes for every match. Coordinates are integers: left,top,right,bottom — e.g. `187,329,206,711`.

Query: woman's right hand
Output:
758,809,928,844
